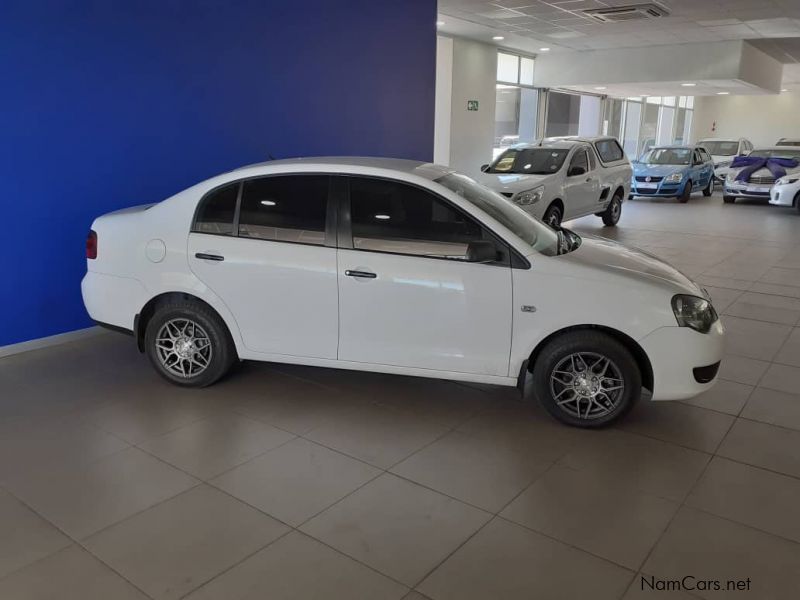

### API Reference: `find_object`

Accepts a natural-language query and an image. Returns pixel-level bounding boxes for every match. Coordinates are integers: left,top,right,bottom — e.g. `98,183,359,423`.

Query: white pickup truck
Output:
478,136,632,228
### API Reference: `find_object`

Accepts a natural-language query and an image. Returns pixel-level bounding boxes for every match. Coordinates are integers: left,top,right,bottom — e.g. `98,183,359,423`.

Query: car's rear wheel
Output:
531,331,641,428
543,203,563,229
601,192,622,226
145,299,236,387
723,195,736,204
679,181,692,203
703,177,714,197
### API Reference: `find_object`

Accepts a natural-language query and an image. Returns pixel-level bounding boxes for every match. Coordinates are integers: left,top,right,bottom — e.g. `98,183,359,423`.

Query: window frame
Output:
567,147,589,176
594,138,625,165
191,173,337,248
337,174,524,268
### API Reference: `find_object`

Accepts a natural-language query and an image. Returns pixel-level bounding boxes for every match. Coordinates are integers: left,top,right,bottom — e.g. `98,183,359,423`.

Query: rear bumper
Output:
81,271,148,332
639,319,725,401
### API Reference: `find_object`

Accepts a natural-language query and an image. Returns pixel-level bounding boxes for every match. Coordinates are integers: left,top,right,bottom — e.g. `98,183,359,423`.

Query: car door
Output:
697,149,714,188
187,174,339,359
562,147,598,218
336,176,513,376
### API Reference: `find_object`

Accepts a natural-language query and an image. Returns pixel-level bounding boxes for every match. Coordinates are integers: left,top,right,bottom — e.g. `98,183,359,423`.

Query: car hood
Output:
633,164,688,178
557,235,701,295
727,164,800,178
478,172,558,195
710,154,736,165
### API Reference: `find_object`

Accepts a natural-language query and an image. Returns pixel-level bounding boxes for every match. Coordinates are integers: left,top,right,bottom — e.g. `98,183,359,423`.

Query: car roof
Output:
753,146,800,152
648,145,697,150
698,138,742,142
225,156,452,181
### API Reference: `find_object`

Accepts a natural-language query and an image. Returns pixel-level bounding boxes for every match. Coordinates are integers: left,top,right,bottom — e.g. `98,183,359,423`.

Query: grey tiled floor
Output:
2,192,800,599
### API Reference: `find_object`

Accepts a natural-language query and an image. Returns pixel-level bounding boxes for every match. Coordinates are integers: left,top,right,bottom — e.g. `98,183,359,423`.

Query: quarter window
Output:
193,183,238,235
238,175,329,245
595,139,624,163
349,177,485,260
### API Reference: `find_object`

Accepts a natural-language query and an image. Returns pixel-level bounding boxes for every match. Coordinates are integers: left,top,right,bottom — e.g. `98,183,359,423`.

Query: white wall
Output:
693,92,800,148
435,36,497,176
433,36,453,166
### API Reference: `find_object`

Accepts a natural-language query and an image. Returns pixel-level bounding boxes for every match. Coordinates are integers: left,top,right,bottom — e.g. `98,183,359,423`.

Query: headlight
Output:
665,172,683,183
776,177,798,185
671,294,718,334
726,171,736,182
514,185,545,206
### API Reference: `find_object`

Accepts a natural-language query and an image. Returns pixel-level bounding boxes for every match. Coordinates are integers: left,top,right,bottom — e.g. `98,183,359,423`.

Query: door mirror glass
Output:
568,166,586,177
480,164,490,173
465,240,498,263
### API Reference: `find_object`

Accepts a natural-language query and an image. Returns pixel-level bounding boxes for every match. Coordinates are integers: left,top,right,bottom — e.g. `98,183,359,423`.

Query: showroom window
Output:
193,182,239,235
613,95,694,159
238,175,329,245
545,91,601,138
494,52,538,158
349,177,483,259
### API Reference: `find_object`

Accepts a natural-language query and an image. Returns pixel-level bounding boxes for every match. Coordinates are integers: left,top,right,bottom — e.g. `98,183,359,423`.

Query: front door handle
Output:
345,269,377,279
195,252,224,261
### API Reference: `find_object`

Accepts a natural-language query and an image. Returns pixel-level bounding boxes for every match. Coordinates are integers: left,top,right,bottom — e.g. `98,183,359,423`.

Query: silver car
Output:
479,137,632,228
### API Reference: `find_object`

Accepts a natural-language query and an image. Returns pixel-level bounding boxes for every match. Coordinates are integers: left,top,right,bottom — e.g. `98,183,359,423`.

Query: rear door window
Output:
193,183,239,235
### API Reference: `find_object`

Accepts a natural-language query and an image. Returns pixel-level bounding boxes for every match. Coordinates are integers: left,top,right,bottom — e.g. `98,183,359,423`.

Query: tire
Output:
723,195,736,204
531,331,641,428
542,203,563,229
627,194,634,200
679,181,692,203
702,177,714,197
145,299,236,387
601,192,622,226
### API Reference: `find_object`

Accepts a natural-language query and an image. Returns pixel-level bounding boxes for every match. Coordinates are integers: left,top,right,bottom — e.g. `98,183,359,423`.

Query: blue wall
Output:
0,0,436,346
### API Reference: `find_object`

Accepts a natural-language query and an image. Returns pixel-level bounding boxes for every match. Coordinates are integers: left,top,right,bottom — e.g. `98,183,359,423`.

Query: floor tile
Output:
185,531,408,600
703,286,744,313
417,517,633,600
695,275,752,292
761,266,800,287
679,379,752,415
391,430,552,512
718,316,792,361
773,327,800,367
749,281,800,299
723,292,800,325
718,418,800,478
759,363,800,395
304,403,449,469
0,545,149,599
741,386,800,431
686,457,800,543
644,506,800,599
8,446,197,539
717,354,770,386
620,400,735,453
300,473,490,586
139,413,295,480
85,485,289,600
0,488,71,579
501,465,679,570
558,430,710,502
211,437,380,526
622,576,699,599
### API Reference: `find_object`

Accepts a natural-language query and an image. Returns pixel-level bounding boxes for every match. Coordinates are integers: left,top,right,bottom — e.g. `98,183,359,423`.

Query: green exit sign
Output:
467,100,479,111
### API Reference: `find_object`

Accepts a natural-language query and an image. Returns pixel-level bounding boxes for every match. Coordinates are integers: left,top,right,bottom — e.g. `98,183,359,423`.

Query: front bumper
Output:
724,181,772,200
631,179,686,197
638,319,725,401
769,185,798,207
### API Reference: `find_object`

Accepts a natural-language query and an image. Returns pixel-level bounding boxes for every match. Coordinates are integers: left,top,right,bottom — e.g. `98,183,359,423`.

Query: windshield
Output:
641,148,691,165
777,140,800,147
749,149,800,160
487,148,569,175
435,172,560,257
700,141,738,156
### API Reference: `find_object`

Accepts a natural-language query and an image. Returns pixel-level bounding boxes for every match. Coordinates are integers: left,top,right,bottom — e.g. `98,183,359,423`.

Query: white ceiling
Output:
437,1,800,94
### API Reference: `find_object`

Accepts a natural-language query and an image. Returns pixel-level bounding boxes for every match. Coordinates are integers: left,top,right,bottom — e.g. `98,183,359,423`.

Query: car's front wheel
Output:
601,192,622,226
543,202,563,229
679,181,692,203
703,177,714,197
723,195,736,204
531,331,641,428
145,299,236,387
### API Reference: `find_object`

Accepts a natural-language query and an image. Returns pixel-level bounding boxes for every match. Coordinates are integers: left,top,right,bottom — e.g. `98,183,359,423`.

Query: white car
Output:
697,137,753,183
478,137,632,229
82,158,723,428
769,173,800,212
775,138,800,147
723,147,800,204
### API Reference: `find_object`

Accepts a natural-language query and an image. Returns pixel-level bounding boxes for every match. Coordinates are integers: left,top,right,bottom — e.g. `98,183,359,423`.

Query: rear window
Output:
595,139,624,163
193,183,238,235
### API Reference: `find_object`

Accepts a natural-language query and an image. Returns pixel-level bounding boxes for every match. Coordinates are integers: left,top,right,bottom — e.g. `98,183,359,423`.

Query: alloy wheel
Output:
155,318,213,378
548,352,625,420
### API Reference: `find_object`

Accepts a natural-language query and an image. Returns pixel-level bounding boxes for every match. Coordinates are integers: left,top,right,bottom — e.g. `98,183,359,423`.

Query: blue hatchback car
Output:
630,145,715,203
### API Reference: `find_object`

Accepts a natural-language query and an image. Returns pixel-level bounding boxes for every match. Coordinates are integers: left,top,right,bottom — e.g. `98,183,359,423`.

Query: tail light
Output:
86,230,97,259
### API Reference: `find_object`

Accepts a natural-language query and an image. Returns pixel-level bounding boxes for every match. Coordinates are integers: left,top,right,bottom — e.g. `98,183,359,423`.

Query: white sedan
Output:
82,158,723,427
770,174,800,212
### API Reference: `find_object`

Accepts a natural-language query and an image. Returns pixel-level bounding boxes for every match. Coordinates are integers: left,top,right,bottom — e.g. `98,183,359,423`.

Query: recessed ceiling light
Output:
716,91,729,95
681,83,696,87
260,200,276,206
375,214,391,220
493,35,505,41
436,20,445,26
594,86,607,90
539,47,550,52
782,88,789,92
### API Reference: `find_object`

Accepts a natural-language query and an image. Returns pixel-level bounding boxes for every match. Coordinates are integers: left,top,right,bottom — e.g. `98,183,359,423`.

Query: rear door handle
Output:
195,252,224,261
345,269,377,279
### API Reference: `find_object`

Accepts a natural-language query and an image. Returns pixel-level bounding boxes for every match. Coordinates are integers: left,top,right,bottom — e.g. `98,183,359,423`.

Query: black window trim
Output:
339,174,529,269
190,173,337,249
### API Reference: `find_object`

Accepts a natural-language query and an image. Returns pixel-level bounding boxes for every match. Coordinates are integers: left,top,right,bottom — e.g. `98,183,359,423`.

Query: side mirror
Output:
480,164,490,173
465,240,497,263
568,166,586,177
